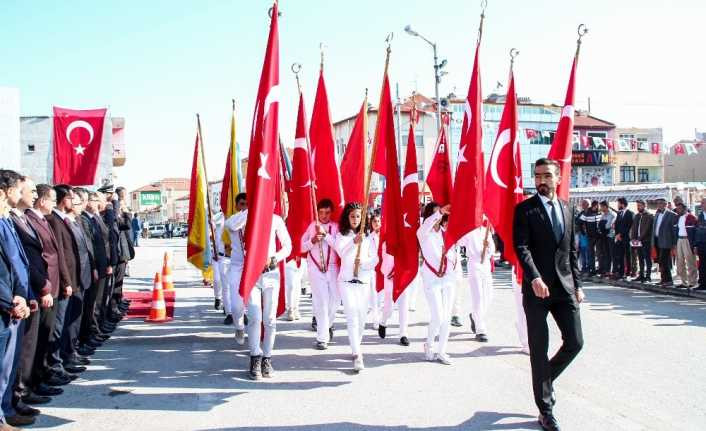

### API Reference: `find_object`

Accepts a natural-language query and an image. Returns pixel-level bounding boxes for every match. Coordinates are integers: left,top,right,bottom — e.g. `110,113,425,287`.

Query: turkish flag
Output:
239,1,280,304
651,142,661,154
445,42,484,251
525,129,538,139
426,125,453,205
310,69,344,220
581,135,591,149
286,93,315,261
395,120,421,300
484,71,523,272
606,138,615,152
52,107,106,185
674,143,685,155
375,71,417,299
547,55,578,200
340,98,367,204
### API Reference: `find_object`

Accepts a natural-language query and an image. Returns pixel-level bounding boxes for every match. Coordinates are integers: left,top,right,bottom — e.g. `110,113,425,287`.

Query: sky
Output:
2,0,704,192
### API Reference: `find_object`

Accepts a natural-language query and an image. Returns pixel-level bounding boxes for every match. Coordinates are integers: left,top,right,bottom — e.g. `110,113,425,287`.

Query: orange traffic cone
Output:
163,251,172,270
162,260,174,291
145,272,172,323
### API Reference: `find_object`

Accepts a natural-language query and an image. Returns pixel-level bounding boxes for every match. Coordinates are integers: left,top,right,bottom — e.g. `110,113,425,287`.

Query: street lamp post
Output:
404,24,446,131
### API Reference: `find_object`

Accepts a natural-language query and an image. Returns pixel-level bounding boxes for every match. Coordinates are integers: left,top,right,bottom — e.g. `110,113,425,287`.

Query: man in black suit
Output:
513,158,584,431
612,197,634,279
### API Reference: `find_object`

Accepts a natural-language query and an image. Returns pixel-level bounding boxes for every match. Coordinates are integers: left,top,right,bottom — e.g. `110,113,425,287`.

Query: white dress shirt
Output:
334,231,378,282
223,209,292,265
301,221,339,271
538,194,564,232
416,211,457,271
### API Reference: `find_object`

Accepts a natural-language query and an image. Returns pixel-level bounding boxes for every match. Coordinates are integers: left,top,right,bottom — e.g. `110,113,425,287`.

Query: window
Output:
402,134,424,148
529,130,555,145
572,131,581,150
637,138,649,152
418,169,425,181
638,168,649,182
620,165,636,183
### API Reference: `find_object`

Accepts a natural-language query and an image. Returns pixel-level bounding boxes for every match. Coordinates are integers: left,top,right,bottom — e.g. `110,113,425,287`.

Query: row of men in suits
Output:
0,170,134,430
578,195,705,289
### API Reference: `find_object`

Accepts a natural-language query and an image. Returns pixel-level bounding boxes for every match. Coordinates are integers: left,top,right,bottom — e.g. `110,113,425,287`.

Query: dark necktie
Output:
548,201,562,243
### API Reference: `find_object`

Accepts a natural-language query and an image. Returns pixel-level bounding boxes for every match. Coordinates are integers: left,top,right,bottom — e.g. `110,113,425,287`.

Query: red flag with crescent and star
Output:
52,107,107,185
340,98,367,204
426,125,453,205
286,92,315,261
445,42,484,251
239,1,280,304
547,55,578,200
310,68,344,220
374,71,417,299
483,71,523,272
395,116,421,300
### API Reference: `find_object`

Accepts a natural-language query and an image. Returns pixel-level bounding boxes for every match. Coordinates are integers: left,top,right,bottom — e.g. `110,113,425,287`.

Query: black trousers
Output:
32,301,57,385
80,278,105,340
614,239,628,277
13,308,39,399
637,243,653,280
523,291,584,415
657,246,673,282
698,248,706,289
61,288,84,362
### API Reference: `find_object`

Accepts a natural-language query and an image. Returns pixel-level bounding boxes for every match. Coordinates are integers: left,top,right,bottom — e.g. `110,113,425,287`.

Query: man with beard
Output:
513,158,584,431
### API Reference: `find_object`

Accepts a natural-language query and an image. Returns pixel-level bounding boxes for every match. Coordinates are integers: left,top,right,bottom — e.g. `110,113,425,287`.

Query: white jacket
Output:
224,209,292,265
334,231,379,282
417,211,457,273
301,221,339,271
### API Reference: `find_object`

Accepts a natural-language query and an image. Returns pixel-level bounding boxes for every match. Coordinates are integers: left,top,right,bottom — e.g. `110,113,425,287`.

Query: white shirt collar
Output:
29,208,45,219
538,193,559,207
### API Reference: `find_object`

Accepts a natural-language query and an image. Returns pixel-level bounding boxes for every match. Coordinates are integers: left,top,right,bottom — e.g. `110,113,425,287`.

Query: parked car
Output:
148,225,166,238
172,225,187,238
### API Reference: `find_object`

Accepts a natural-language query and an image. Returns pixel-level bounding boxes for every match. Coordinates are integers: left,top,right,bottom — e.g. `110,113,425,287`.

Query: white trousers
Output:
512,270,529,351
451,282,463,317
422,267,456,357
246,270,280,357
213,258,224,300
380,277,410,337
309,267,339,343
285,261,303,312
226,262,246,331
407,272,421,310
339,281,368,356
368,279,383,327
467,264,493,334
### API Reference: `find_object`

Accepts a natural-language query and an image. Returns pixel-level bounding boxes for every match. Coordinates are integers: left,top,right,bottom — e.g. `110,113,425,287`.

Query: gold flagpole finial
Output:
291,62,303,92
478,0,488,43
383,32,394,73
509,48,519,71
231,99,235,111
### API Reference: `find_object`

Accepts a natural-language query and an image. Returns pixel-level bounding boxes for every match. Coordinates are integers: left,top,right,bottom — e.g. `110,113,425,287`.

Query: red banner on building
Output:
52,107,107,185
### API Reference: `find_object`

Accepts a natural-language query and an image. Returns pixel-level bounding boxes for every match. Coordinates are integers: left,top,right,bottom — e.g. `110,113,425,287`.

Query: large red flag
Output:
239,1,279,303
396,120,421,300
445,43,484,250
286,93,315,261
340,99,367,204
547,55,578,201
310,69,344,218
484,71,523,271
426,125,453,205
52,107,107,185
375,72,417,299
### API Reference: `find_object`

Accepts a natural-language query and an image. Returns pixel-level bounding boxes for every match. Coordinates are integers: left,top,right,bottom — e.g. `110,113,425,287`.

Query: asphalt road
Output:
30,238,706,430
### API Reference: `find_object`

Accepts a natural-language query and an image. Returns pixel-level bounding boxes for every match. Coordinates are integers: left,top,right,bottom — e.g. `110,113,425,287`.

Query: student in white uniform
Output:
301,199,339,349
212,212,234,326
284,258,305,321
417,202,459,365
334,202,379,372
223,193,248,346
368,212,383,329
225,206,292,380
377,242,412,346
458,220,495,342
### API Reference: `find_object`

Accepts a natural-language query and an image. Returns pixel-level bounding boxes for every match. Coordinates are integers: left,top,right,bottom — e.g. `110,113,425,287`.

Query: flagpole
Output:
196,113,219,263
292,62,327,273
575,24,588,60
353,33,393,279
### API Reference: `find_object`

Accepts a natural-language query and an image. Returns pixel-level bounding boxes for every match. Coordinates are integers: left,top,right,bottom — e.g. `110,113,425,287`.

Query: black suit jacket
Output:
614,209,634,239
10,212,50,298
46,212,80,292
513,194,580,297
82,212,108,277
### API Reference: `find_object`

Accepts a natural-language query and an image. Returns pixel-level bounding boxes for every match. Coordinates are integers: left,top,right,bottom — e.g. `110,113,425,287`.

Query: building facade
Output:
130,178,190,223
613,127,664,185
570,111,616,188
664,138,706,182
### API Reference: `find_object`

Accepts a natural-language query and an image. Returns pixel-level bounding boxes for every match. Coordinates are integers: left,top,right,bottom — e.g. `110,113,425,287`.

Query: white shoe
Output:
437,353,452,365
353,355,365,372
423,342,435,361
285,309,295,321
235,329,245,345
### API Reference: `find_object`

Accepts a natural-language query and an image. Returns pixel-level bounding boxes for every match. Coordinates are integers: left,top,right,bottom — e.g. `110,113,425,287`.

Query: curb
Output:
583,276,706,300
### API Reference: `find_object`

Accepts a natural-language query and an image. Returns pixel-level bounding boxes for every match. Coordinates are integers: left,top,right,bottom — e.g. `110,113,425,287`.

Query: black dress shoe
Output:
22,392,51,405
311,316,317,331
84,338,103,348
14,402,40,417
34,383,63,396
214,298,221,310
243,314,248,326
223,314,234,325
5,414,36,426
399,336,410,346
73,356,90,365
77,346,96,356
58,371,78,381
64,364,87,373
469,313,476,334
475,333,489,342
44,374,71,386
538,413,561,431
450,316,462,327
378,324,386,339
329,326,334,341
